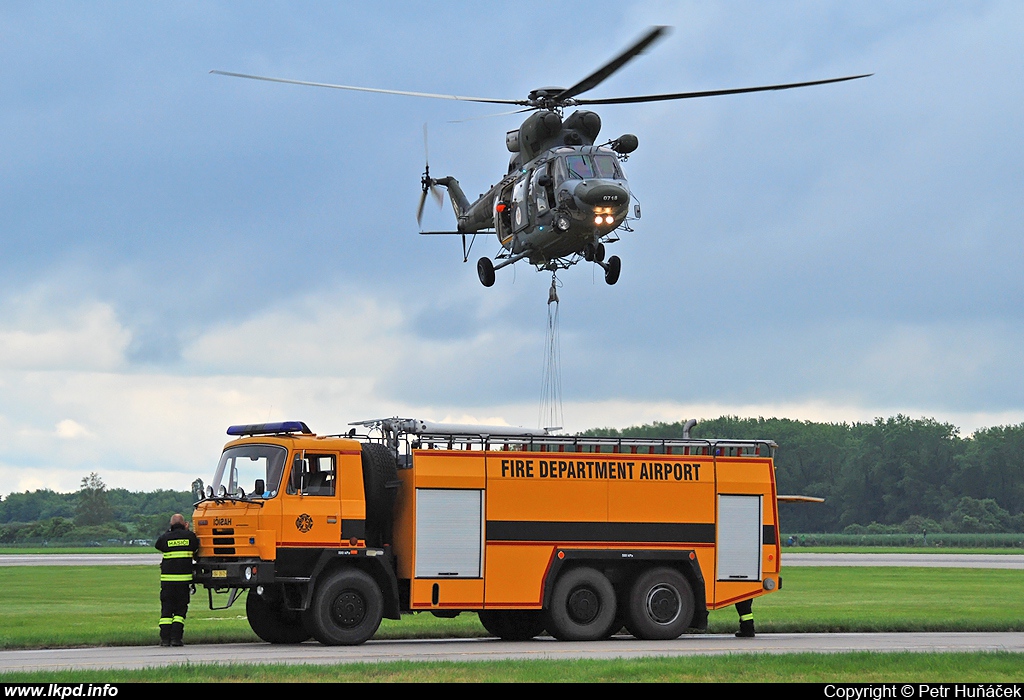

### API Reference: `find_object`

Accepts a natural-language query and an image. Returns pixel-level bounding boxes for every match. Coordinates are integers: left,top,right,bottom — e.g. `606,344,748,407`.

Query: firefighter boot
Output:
170,616,185,646
735,618,755,638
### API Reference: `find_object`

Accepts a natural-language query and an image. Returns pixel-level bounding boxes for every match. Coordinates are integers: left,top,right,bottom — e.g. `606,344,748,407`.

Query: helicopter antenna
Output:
417,123,444,226
539,272,564,433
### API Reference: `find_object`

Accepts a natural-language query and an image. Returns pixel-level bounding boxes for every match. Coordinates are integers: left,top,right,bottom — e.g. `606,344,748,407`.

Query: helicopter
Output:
212,26,869,287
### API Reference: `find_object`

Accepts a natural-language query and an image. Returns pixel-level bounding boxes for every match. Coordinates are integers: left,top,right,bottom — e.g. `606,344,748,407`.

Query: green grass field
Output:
2,565,1023,682
1,565,1023,649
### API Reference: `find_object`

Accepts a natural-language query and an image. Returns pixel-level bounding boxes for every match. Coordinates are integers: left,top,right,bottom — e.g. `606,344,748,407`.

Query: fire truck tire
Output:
544,567,618,641
624,567,694,640
245,590,311,644
360,443,398,546
304,568,384,645
477,610,546,641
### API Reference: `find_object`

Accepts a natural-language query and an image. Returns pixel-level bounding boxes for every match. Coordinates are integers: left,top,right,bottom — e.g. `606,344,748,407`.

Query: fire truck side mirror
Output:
290,455,304,494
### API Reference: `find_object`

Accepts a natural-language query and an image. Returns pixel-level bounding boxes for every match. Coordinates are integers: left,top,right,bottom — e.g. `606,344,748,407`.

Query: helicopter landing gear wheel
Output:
602,255,621,285
477,257,495,287
584,242,606,263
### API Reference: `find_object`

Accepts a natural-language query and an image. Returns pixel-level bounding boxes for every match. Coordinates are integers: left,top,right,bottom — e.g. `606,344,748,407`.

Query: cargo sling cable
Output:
539,271,563,432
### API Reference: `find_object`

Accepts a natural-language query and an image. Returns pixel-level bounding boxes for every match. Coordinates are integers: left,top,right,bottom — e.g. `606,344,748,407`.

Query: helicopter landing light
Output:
556,216,570,231
594,216,604,225
604,216,614,224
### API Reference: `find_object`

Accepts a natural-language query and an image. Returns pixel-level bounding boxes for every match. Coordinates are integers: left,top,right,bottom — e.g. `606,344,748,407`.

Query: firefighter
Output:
735,599,755,638
155,513,199,646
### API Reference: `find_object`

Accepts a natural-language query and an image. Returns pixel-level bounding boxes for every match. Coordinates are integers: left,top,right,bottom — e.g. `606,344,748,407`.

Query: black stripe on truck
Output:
486,520,716,543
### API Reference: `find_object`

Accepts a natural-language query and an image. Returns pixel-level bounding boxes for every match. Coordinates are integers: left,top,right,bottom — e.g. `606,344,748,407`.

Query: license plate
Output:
212,569,227,579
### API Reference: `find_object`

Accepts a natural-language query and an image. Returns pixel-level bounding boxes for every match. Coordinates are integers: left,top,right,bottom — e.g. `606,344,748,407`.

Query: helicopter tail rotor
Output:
417,123,445,226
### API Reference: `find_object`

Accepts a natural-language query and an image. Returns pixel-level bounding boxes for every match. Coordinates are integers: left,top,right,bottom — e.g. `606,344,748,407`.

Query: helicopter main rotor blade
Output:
210,70,526,105
447,107,534,123
553,25,670,104
574,73,872,106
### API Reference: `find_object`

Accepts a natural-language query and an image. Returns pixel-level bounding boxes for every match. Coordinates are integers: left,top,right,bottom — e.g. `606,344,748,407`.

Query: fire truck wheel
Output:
624,567,694,640
304,568,384,646
478,610,546,641
245,589,311,644
545,567,618,641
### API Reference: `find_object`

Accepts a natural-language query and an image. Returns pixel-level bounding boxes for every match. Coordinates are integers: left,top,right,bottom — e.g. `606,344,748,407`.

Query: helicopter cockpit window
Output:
564,154,623,181
565,155,595,180
212,444,287,499
593,154,623,179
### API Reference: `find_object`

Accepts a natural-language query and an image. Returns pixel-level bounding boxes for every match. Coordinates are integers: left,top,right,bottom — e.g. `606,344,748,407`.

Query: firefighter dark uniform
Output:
155,520,199,646
735,598,755,638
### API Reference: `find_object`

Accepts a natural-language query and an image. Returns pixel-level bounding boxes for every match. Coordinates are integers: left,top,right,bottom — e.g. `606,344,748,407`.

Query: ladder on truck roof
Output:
348,417,777,459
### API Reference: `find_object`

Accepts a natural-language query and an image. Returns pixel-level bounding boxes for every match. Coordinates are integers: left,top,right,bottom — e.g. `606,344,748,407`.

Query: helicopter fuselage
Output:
434,109,637,274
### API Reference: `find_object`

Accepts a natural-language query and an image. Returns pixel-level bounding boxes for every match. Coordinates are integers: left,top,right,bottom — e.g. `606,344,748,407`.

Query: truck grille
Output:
212,528,236,554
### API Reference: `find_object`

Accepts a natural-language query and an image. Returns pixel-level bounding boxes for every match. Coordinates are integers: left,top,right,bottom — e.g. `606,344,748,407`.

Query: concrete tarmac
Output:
2,632,1023,673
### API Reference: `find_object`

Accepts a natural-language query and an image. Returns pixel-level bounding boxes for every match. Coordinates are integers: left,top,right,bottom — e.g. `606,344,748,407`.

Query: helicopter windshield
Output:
563,154,622,181
212,444,288,498
593,154,623,179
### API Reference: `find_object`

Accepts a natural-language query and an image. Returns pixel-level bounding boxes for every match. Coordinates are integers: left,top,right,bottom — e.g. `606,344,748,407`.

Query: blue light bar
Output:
226,421,312,437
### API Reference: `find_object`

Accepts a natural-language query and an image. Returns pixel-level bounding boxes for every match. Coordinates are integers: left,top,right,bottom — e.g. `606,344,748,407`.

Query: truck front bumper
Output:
194,559,275,588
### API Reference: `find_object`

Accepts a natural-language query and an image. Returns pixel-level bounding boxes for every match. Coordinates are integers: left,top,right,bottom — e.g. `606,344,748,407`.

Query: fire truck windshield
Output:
212,444,288,498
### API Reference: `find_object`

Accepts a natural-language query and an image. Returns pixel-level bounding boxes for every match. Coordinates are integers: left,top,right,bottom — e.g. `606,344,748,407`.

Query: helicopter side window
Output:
565,155,595,180
593,154,622,179
532,166,550,215
551,157,567,186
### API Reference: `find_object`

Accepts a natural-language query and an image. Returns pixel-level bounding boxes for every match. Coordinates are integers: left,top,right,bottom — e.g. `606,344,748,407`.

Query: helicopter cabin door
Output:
495,183,515,246
511,174,529,233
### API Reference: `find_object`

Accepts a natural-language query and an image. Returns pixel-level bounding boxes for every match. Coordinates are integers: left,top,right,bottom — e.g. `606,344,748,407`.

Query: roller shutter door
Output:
414,489,484,578
717,494,762,581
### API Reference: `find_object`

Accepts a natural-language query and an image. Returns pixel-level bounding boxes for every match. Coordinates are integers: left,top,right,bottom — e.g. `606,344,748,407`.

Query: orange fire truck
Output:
192,417,782,645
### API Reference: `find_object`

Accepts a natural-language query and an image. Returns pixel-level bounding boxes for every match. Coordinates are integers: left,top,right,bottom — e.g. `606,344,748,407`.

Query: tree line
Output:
3,415,1024,541
0,473,193,545
581,415,1024,534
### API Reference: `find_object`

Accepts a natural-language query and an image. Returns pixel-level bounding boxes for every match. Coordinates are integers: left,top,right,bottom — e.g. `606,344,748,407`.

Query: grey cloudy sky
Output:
2,1,1022,496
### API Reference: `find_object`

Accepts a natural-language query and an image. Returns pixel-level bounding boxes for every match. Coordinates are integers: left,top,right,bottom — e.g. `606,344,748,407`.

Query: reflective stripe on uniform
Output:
162,551,193,559
739,613,754,622
172,616,186,624
159,617,173,626
160,574,193,582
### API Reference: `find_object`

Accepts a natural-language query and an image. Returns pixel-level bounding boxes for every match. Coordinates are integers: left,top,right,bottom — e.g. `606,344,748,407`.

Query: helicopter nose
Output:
573,182,628,207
